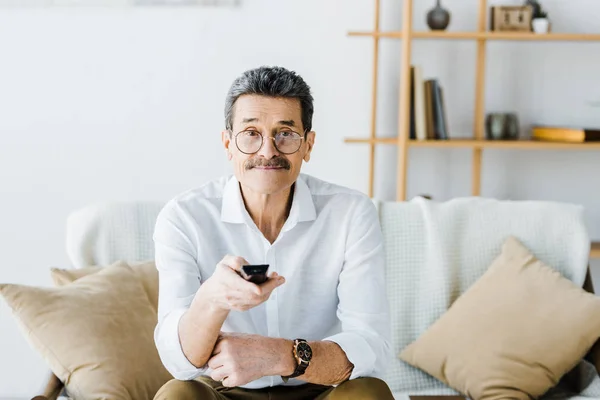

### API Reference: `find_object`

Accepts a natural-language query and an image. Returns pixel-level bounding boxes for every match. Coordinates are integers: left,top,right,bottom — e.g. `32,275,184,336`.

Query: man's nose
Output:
257,136,280,158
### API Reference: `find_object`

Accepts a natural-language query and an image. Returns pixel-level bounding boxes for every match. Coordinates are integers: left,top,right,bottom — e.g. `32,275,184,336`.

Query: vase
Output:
532,18,550,33
486,113,519,140
427,0,451,31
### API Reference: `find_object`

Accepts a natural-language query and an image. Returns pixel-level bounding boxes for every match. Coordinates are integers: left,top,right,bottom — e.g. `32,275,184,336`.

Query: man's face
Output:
222,94,315,195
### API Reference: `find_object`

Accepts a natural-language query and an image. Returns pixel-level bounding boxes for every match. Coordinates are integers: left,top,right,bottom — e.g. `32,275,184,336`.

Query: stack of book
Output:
409,65,449,141
532,126,600,143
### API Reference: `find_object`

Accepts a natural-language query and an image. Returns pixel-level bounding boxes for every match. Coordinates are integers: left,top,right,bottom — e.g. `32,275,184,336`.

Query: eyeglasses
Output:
233,130,305,155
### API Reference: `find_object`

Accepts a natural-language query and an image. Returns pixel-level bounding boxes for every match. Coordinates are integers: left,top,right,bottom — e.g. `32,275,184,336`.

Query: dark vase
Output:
485,113,520,140
427,0,451,31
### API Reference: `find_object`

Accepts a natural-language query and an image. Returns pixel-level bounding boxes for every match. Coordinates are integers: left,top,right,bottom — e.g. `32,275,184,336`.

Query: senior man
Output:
153,66,394,400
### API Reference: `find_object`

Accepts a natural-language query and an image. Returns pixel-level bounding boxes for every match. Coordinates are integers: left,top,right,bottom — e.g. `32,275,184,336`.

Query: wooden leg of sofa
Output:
32,371,63,400
582,266,600,377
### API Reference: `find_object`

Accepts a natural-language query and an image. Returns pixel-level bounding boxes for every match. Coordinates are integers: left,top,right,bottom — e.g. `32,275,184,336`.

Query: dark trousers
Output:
154,376,395,400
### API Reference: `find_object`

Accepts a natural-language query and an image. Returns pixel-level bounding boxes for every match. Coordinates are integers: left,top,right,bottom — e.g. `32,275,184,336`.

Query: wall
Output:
0,0,598,396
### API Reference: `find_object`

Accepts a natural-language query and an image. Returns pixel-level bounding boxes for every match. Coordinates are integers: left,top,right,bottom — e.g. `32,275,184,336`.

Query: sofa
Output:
3,196,600,400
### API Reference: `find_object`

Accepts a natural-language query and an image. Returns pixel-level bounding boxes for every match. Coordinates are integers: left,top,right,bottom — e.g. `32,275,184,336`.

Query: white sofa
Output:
39,196,598,400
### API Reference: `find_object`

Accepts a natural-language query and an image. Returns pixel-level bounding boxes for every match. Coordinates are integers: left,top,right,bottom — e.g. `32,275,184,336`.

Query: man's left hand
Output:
207,332,295,387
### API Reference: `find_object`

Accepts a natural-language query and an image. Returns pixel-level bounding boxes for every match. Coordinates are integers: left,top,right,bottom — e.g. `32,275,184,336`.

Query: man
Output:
153,66,394,400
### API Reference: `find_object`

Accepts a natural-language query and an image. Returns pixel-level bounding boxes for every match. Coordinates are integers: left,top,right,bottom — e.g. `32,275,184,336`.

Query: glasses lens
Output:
275,131,302,154
236,131,262,154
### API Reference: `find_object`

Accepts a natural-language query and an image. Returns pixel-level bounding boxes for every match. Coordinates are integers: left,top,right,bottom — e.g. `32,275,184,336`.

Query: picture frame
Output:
490,6,533,32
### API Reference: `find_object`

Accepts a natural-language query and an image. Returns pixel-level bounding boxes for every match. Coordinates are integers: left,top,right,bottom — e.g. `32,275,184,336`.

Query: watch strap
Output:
282,339,310,382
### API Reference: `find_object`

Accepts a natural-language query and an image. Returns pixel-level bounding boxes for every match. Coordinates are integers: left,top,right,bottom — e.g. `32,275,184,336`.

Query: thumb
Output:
262,274,285,291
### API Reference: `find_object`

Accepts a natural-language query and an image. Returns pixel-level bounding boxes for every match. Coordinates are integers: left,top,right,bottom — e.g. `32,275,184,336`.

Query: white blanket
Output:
66,201,164,268
377,196,600,399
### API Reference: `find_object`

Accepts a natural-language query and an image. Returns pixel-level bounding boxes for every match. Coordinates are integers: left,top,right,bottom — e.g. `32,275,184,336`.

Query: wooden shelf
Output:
348,31,600,41
482,32,600,41
348,0,600,201
345,137,600,150
410,139,600,149
592,242,600,259
345,137,397,145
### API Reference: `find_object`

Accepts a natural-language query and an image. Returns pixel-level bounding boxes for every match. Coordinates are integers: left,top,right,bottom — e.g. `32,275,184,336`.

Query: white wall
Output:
0,0,598,396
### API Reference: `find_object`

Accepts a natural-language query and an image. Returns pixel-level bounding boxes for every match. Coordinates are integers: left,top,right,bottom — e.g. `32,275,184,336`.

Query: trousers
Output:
154,376,395,400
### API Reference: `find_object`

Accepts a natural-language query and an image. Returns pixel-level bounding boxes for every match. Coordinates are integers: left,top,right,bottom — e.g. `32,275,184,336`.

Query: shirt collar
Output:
220,174,316,225
220,175,247,224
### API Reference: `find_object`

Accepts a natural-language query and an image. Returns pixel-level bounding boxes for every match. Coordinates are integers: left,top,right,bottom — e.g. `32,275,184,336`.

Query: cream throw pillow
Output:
399,236,600,400
51,260,159,311
0,262,171,400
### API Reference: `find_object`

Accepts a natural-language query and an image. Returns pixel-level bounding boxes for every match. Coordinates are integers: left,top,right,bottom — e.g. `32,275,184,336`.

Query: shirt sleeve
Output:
153,200,207,380
323,195,392,380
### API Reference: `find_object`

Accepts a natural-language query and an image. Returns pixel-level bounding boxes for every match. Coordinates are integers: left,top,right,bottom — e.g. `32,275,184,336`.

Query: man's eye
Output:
279,131,293,137
244,131,260,137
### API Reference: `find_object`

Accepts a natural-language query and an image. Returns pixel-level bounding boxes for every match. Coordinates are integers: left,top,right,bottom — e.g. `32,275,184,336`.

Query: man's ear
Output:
303,131,316,162
222,130,233,160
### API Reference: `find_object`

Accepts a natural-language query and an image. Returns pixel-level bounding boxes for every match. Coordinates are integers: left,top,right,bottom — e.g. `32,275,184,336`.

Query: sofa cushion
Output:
399,236,600,400
51,260,158,311
0,261,171,400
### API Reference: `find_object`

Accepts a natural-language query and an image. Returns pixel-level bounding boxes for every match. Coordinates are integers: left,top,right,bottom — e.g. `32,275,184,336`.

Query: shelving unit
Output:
345,0,600,258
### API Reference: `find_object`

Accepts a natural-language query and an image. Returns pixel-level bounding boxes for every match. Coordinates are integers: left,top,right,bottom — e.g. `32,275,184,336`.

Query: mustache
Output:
245,157,291,170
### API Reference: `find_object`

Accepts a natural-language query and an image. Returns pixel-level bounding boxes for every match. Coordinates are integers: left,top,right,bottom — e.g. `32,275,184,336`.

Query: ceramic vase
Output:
486,113,519,140
427,0,451,31
532,18,550,33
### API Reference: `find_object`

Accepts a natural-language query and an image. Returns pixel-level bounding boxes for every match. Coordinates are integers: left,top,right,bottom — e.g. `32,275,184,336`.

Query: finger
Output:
210,366,229,382
222,268,262,295
207,353,225,370
257,274,286,295
212,332,233,356
220,255,249,272
212,338,223,356
222,376,236,388
216,264,260,298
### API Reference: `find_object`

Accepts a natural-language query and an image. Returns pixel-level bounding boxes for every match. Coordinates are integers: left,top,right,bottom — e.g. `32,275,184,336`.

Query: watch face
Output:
296,342,312,362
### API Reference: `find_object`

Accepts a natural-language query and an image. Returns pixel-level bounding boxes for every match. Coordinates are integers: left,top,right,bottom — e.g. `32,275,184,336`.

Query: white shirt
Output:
153,173,391,388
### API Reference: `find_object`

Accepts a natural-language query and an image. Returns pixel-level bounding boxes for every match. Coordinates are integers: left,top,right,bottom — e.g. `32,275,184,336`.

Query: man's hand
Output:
200,255,285,312
207,333,296,388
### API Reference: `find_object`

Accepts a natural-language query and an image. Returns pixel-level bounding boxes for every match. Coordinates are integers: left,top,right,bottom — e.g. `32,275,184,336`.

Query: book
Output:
427,79,449,140
439,86,449,140
413,65,427,141
424,80,436,139
532,126,600,142
410,66,416,140
409,70,449,140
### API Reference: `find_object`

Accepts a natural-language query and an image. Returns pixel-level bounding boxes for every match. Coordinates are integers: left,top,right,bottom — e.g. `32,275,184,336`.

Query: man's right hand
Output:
200,255,286,312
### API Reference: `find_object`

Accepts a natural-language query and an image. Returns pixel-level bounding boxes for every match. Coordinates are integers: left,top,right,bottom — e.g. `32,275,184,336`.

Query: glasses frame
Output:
232,129,307,155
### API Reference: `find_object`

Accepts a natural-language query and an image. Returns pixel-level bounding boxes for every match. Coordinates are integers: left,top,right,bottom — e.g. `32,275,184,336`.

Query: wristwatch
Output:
282,339,312,382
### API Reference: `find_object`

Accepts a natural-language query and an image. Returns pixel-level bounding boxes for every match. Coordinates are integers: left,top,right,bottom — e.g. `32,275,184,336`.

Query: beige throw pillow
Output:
0,262,171,400
51,260,159,311
399,236,600,400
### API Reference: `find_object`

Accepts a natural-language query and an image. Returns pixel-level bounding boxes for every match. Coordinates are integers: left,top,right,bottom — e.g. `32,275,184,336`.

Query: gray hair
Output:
224,66,314,133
